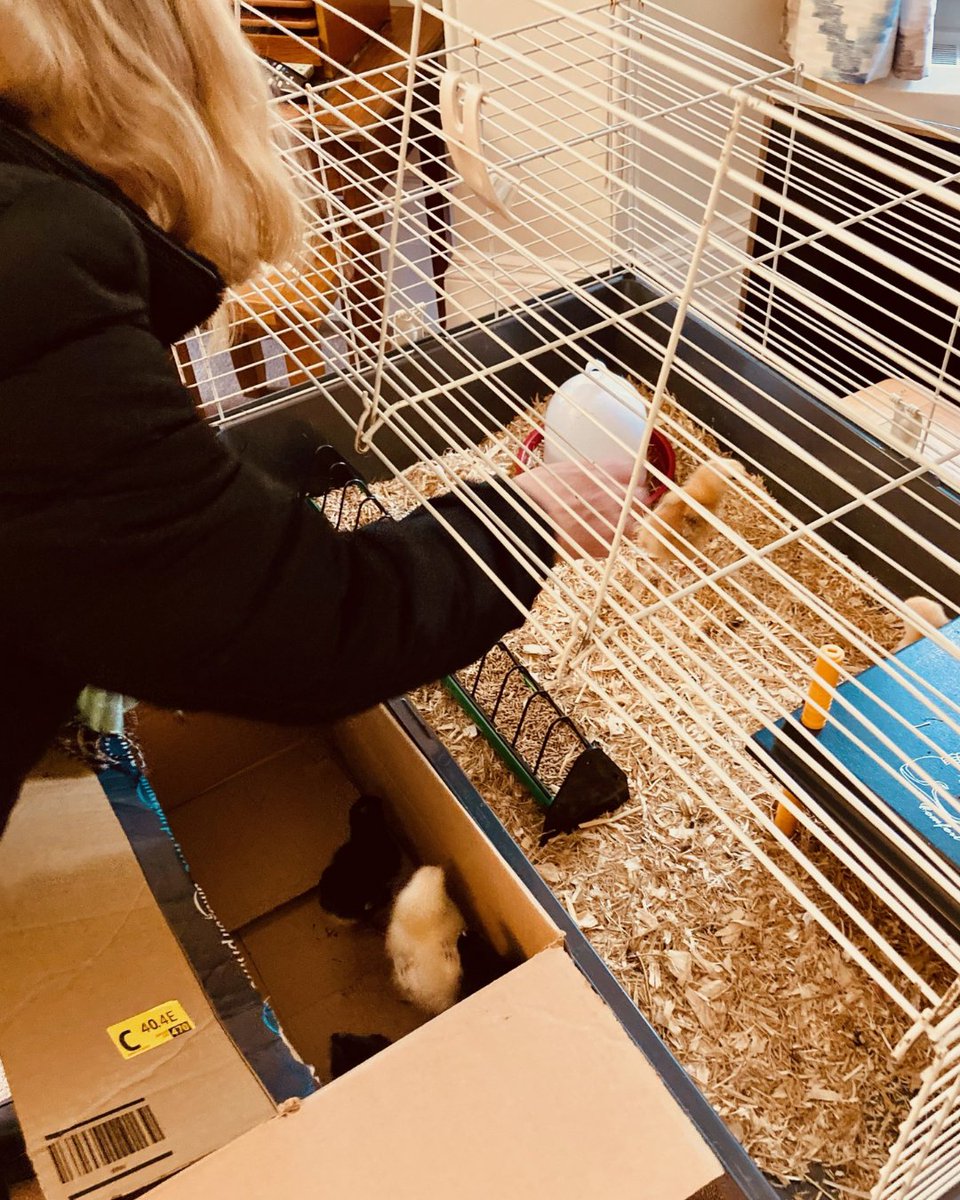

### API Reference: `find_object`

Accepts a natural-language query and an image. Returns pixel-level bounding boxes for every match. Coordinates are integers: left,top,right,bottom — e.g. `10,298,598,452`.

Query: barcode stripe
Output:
107,1117,124,1163
85,1129,100,1171
48,1104,165,1185
76,1132,93,1177
98,1117,120,1165
141,1106,163,1143
67,1138,83,1181
113,1116,131,1158
85,1129,101,1170
49,1141,72,1184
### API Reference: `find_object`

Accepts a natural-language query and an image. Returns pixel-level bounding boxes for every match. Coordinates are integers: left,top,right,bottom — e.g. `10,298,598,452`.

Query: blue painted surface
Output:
96,737,317,1103
755,617,960,871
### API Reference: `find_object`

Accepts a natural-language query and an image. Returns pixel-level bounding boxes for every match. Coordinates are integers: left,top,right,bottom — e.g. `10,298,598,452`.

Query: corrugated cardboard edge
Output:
332,704,564,959
97,735,318,1102
148,946,730,1200
0,759,278,1200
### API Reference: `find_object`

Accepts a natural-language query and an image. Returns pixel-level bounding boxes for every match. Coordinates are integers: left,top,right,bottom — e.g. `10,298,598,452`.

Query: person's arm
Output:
1,177,554,723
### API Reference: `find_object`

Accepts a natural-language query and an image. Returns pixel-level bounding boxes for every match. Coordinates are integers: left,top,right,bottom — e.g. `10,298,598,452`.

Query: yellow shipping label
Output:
107,1001,195,1060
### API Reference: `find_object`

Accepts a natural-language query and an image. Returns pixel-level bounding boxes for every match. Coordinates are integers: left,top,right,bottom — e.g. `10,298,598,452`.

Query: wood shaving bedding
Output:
368,397,951,1195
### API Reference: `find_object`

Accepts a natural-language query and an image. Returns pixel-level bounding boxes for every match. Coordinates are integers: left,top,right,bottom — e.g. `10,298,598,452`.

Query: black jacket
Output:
0,113,553,834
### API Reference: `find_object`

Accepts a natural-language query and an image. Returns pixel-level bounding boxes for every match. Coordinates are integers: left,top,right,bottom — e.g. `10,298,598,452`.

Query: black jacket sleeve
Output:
0,177,555,724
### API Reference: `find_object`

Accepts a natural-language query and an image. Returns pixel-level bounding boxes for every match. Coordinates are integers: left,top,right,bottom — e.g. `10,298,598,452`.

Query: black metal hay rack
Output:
309,445,629,836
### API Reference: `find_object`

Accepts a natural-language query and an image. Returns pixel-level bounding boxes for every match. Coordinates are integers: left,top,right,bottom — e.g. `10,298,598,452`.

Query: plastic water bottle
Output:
543,361,648,472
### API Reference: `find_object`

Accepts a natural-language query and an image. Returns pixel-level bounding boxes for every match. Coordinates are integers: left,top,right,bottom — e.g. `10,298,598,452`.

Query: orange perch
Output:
775,789,800,837
775,644,846,836
801,644,846,731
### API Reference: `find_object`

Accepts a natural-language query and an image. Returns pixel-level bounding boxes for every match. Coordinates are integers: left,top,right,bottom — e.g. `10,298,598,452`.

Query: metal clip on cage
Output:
309,446,629,837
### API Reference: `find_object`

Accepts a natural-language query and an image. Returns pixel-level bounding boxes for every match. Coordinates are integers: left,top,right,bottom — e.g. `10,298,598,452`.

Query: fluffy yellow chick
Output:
639,457,745,562
895,596,949,651
386,866,465,1016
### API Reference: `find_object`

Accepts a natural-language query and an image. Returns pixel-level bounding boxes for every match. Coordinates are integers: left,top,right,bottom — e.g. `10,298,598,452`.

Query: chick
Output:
318,795,402,920
458,929,518,999
329,1032,392,1080
386,866,465,1016
639,457,745,562
895,596,950,651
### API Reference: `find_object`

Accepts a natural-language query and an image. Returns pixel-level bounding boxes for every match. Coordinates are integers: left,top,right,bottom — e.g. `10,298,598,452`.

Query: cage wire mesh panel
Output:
183,3,960,1196
305,447,629,832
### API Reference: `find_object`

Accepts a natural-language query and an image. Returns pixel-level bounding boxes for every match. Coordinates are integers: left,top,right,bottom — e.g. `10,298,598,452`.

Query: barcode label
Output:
48,1104,164,1184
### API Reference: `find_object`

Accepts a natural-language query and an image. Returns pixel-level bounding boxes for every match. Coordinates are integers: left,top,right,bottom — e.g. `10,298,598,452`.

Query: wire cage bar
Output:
307,444,629,835
182,2,960,1194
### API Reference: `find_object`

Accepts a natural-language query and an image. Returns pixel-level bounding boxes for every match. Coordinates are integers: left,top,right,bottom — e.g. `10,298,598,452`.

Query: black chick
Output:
318,795,403,919
329,1033,392,1080
458,929,519,999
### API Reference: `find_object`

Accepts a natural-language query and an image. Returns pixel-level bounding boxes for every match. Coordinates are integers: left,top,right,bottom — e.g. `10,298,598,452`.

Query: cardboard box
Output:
1,702,766,1200
0,753,304,1200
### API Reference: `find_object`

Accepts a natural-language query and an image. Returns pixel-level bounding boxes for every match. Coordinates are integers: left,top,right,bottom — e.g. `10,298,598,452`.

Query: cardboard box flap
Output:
135,709,314,810
149,946,728,1200
332,706,561,960
163,735,359,931
0,759,277,1200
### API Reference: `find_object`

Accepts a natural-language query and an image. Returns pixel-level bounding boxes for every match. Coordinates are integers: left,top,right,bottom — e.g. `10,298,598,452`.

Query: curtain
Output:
784,0,938,83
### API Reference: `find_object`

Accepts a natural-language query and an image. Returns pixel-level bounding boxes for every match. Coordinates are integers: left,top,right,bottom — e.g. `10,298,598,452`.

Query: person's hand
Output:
514,458,649,559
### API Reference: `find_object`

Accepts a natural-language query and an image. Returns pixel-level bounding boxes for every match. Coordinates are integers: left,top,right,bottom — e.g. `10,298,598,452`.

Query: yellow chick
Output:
386,866,465,1016
639,457,745,562
895,596,949,651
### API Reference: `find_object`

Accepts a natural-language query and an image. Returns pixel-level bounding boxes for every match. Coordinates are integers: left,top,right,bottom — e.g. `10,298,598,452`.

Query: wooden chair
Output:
175,98,347,412
241,1,389,77
177,12,450,413
229,245,345,393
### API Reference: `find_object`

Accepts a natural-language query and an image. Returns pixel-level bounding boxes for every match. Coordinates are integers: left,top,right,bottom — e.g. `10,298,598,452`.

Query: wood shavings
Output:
370,398,949,1194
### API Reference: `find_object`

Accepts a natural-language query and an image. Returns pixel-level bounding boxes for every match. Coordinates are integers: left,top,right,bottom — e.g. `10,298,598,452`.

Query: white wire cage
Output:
183,3,960,1196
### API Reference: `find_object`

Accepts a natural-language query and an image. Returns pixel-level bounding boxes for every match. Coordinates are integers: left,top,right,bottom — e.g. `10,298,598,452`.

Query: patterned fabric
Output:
784,0,937,82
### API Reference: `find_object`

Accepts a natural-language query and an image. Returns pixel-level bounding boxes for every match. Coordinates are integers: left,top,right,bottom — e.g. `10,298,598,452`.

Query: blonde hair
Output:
0,0,305,287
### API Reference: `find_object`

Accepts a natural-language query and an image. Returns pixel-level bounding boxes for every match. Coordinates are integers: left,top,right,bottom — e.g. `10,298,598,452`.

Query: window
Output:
933,0,960,65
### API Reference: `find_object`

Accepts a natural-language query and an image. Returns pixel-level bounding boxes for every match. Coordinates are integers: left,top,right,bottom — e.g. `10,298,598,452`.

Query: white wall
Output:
438,0,956,330
650,0,787,64
440,0,618,323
